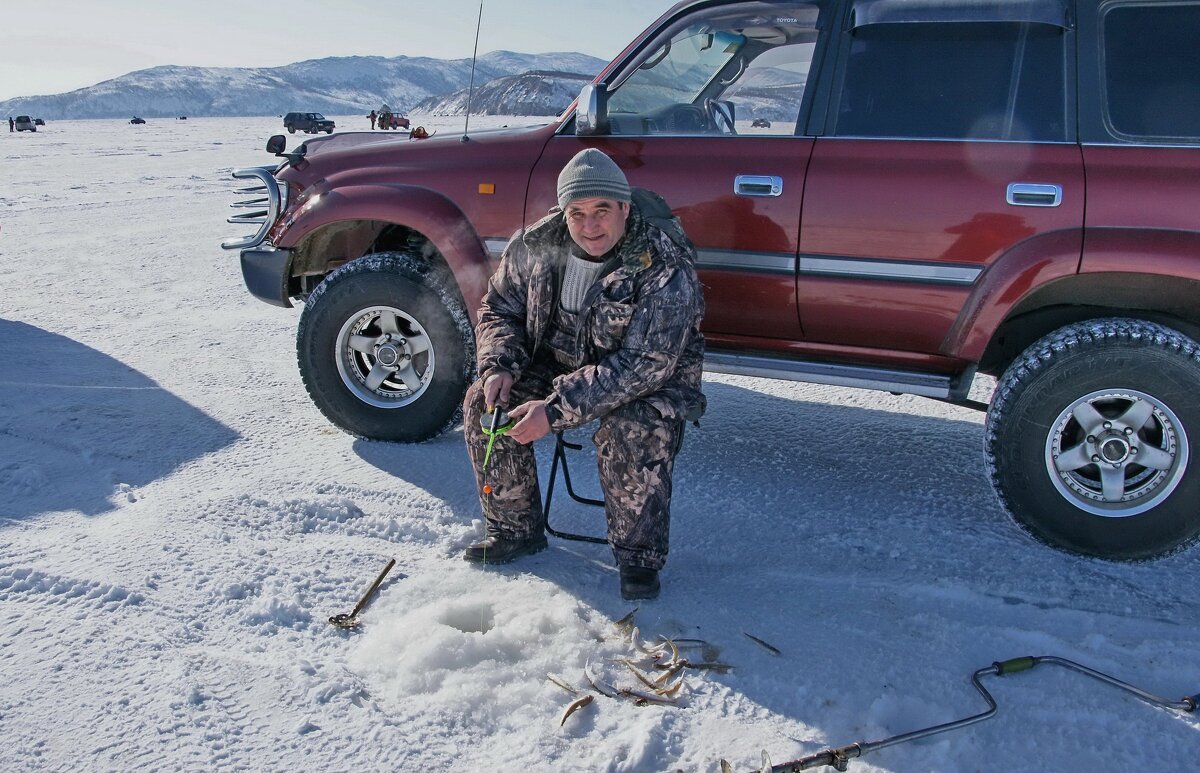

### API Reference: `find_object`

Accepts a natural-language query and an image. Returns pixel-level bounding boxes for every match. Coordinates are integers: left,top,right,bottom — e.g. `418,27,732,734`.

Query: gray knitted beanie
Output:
557,148,631,210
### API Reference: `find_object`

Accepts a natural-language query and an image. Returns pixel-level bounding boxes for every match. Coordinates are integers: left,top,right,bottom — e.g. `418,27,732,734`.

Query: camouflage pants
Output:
463,357,684,570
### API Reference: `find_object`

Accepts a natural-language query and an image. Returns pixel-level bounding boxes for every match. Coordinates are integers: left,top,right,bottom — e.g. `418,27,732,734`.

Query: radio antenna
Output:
461,0,484,143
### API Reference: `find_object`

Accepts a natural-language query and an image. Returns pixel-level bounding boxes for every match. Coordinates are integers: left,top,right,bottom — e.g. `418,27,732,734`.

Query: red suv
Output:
223,0,1200,561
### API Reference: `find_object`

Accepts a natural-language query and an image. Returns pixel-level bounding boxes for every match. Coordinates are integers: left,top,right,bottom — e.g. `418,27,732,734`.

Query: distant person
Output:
7,117,12,132
368,110,377,130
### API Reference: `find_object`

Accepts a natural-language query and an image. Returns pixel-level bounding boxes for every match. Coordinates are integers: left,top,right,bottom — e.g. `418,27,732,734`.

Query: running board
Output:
704,350,960,400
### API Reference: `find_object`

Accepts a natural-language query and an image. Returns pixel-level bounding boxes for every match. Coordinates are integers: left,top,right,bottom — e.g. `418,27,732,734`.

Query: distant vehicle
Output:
130,117,146,125
283,112,334,134
751,118,772,128
33,118,45,126
14,115,35,132
178,116,188,120
377,111,410,130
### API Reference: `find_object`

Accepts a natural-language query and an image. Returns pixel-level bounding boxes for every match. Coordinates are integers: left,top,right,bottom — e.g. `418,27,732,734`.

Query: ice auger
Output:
722,655,1198,772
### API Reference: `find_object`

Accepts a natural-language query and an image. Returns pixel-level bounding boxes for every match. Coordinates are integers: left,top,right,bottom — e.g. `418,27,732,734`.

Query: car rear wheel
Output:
297,252,475,442
986,318,1200,559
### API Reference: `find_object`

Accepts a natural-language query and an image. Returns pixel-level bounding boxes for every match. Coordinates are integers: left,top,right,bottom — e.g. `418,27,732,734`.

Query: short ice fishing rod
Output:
723,655,1198,772
480,406,515,493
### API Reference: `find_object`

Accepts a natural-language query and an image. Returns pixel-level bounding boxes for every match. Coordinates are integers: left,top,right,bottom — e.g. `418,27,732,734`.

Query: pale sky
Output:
0,1,681,100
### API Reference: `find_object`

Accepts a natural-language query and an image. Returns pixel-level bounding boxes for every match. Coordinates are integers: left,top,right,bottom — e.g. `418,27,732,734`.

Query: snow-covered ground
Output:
1,115,1196,772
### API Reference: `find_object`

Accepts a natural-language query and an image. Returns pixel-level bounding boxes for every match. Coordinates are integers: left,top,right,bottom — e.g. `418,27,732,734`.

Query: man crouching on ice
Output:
462,148,706,601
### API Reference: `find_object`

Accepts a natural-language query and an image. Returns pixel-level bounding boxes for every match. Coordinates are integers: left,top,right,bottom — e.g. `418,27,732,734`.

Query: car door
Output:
526,1,836,344
797,0,1085,357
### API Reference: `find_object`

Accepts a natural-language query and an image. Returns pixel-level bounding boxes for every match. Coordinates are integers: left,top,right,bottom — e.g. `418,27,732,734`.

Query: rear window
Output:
1102,2,1200,141
832,21,1068,141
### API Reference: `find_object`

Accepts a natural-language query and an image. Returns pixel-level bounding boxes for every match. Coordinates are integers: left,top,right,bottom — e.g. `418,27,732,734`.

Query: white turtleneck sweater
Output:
560,253,607,313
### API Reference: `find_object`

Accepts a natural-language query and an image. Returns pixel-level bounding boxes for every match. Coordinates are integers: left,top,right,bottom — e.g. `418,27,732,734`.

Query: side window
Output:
1102,3,1200,141
720,42,816,135
604,2,823,137
832,22,1067,141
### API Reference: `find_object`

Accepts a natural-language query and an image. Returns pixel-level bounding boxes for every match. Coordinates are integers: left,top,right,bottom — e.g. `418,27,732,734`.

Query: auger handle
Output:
993,656,1037,675
349,558,396,618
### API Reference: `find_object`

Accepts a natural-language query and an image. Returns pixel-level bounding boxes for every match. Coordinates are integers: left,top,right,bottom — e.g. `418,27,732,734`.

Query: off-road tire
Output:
986,318,1200,560
286,125,295,134
297,252,475,442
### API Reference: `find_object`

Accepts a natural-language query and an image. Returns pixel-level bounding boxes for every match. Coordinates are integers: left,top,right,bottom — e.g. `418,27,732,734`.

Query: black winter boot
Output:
462,532,548,564
619,566,660,600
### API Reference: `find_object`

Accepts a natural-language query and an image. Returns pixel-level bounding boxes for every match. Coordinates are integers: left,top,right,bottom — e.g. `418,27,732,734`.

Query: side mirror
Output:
266,134,307,167
575,83,609,136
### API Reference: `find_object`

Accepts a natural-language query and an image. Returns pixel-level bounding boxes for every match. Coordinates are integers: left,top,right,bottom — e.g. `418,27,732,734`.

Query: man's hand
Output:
508,400,551,445
483,372,514,410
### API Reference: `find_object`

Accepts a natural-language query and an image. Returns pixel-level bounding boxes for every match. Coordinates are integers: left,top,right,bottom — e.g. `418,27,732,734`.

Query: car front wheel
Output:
986,318,1200,559
296,252,475,442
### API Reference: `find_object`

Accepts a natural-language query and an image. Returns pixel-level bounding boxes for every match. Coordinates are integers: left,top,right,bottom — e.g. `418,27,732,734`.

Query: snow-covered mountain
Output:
413,70,593,116
0,51,607,120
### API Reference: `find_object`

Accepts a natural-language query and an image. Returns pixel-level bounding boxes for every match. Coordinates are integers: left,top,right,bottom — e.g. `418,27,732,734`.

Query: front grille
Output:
221,166,288,250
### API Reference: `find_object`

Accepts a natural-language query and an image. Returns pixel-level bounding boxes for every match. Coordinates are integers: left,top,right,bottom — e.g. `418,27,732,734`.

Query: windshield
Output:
608,29,745,114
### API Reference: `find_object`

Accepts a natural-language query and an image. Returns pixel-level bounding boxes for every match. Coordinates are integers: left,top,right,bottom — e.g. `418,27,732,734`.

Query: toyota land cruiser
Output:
223,0,1200,561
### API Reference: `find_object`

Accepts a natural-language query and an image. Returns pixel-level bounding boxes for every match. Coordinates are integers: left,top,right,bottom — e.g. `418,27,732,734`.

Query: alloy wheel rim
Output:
334,305,434,409
1044,389,1188,517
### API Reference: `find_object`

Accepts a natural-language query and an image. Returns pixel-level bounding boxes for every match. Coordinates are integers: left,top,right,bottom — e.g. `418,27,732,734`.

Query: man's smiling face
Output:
565,197,630,258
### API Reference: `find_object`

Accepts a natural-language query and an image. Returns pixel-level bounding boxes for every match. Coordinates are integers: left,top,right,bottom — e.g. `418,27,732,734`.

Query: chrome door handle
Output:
735,175,783,197
1007,183,1062,207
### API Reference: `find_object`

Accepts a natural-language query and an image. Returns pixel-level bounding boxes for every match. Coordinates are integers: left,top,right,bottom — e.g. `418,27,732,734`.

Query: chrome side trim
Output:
222,166,287,250
483,238,509,259
696,249,796,274
1081,140,1200,149
486,242,797,273
486,243,797,273
822,135,1075,145
705,350,953,399
800,255,981,285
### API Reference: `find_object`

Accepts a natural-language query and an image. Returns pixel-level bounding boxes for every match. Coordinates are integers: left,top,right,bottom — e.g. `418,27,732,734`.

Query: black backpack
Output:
632,187,695,256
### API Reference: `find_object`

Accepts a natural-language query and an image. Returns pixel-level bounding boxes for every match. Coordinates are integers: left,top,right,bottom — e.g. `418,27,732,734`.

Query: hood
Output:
290,121,555,161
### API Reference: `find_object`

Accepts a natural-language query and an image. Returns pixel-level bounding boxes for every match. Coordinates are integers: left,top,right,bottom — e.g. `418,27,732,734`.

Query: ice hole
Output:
440,604,495,634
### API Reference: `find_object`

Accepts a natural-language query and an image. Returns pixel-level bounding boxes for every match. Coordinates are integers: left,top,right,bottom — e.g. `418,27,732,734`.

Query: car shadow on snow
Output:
519,378,1017,581
352,431,482,519
351,376,1019,589
0,319,240,521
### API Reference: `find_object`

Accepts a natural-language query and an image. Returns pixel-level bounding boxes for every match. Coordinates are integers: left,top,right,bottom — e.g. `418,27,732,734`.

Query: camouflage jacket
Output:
475,192,706,431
